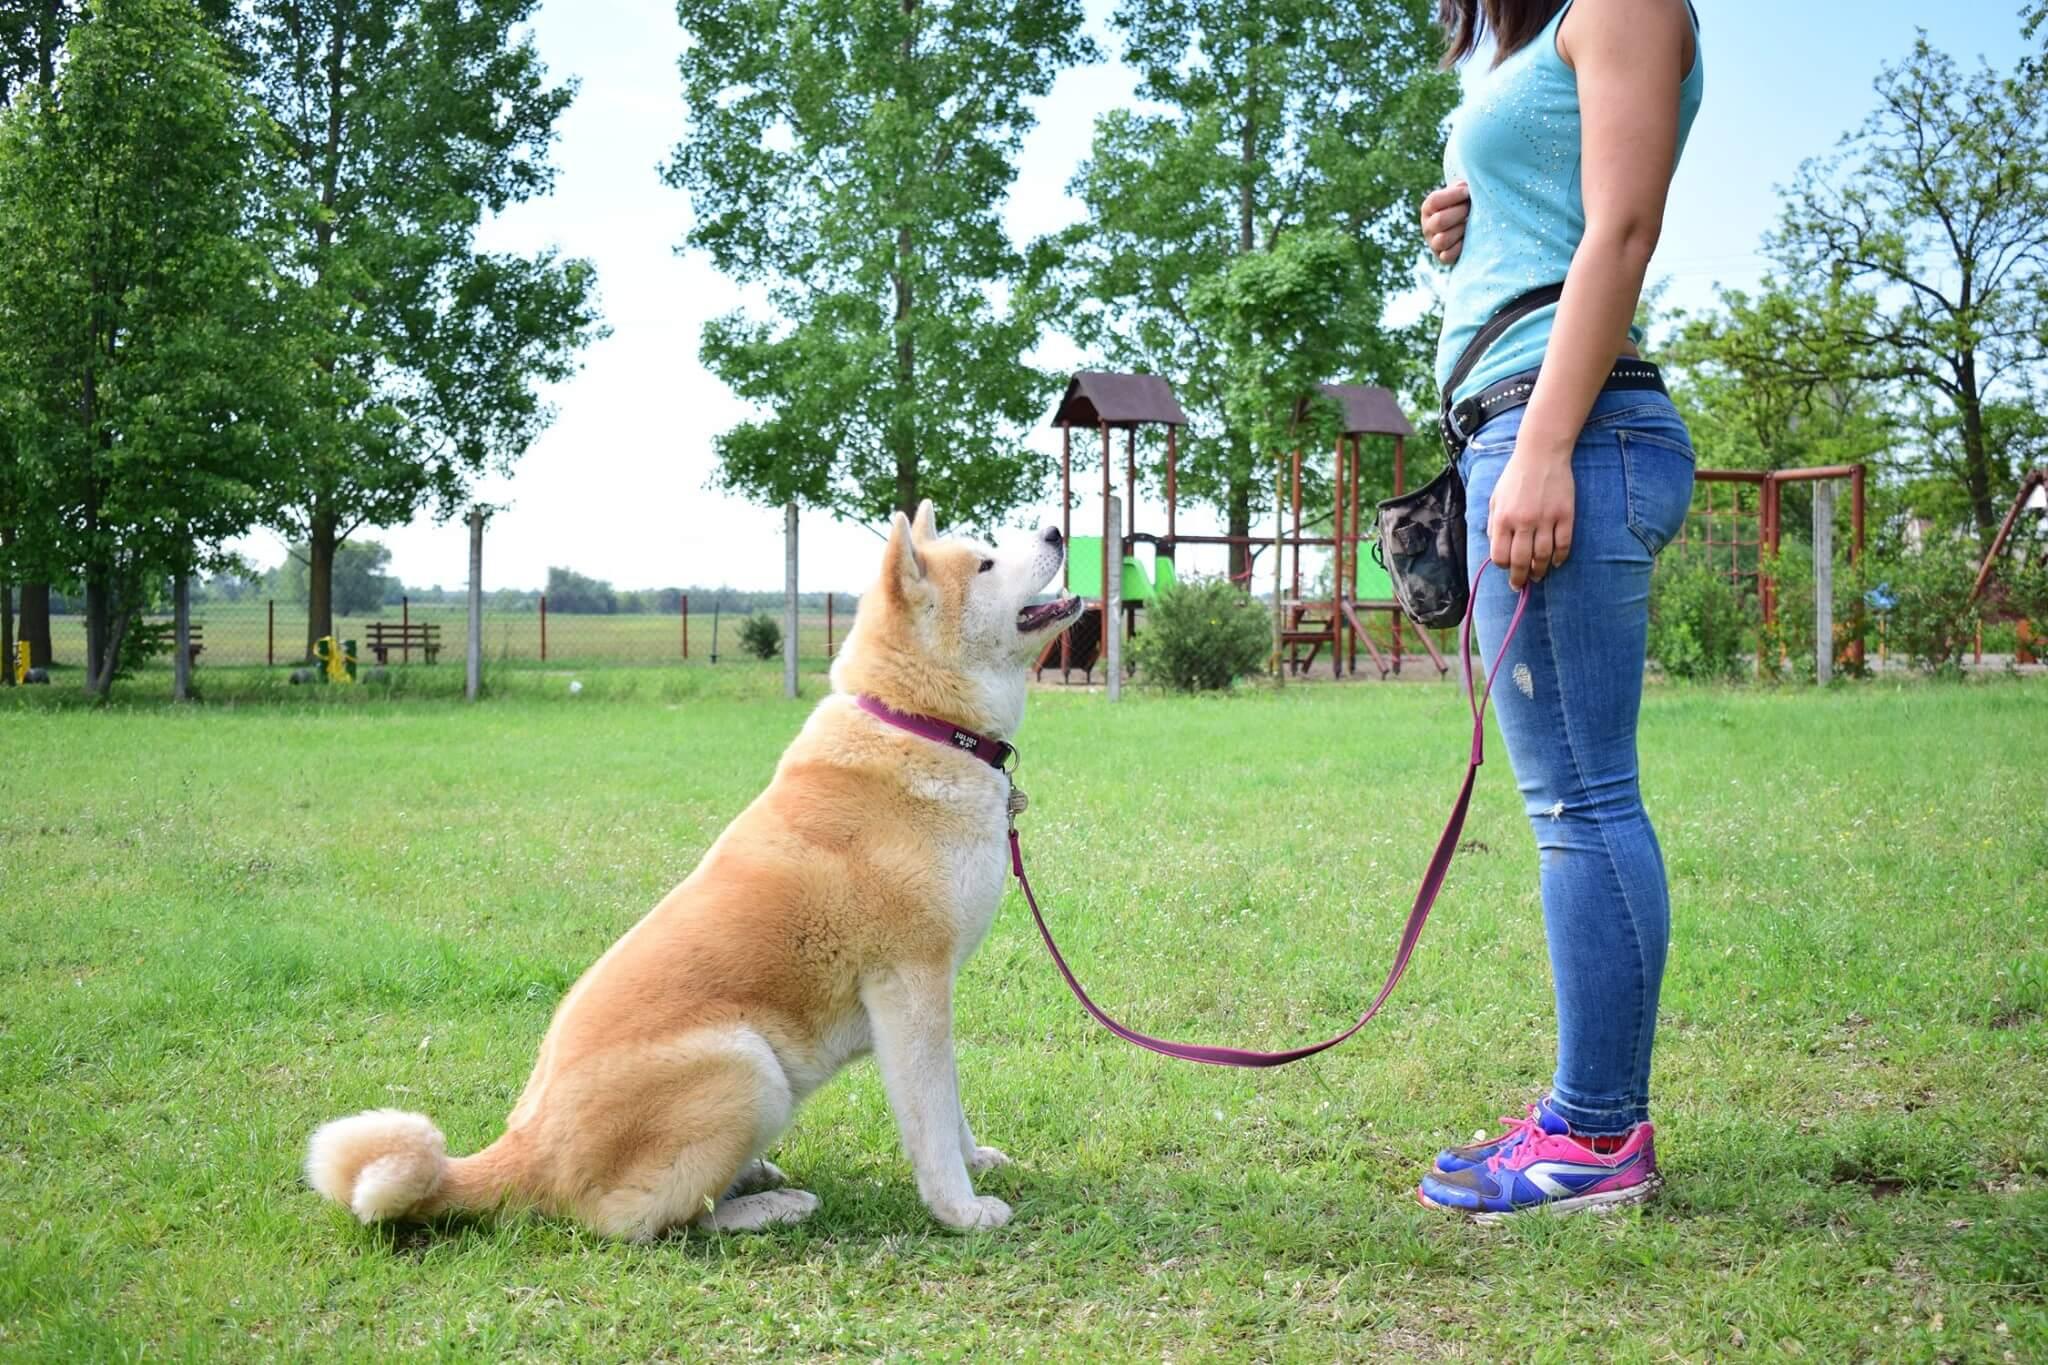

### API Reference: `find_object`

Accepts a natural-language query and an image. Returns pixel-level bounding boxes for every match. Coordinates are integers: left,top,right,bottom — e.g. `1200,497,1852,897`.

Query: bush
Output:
1129,577,1271,692
1648,556,1752,681
738,612,782,660
737,618,782,663
1870,543,1982,676
1759,542,1874,682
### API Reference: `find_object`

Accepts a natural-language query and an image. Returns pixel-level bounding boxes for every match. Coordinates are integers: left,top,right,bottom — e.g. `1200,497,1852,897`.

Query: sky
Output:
231,0,2036,596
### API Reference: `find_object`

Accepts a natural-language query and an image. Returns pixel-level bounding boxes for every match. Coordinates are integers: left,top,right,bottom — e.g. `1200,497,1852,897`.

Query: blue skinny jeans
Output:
1457,387,1696,1135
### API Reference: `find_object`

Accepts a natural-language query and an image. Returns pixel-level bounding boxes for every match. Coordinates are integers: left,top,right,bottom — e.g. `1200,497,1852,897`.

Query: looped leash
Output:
861,564,1528,1068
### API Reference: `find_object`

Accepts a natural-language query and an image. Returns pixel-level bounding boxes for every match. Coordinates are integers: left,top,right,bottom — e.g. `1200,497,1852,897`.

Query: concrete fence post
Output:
1106,495,1122,702
1813,480,1836,685
784,501,799,700
466,507,484,701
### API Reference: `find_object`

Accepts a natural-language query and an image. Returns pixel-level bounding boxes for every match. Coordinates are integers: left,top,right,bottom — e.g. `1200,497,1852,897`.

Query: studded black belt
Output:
1441,358,1669,457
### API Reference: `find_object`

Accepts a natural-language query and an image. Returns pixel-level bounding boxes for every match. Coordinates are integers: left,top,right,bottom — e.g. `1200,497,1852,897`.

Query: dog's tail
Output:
305,1109,528,1223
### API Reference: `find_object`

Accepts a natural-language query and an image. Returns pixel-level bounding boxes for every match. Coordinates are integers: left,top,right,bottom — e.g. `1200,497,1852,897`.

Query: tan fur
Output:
306,504,1079,1241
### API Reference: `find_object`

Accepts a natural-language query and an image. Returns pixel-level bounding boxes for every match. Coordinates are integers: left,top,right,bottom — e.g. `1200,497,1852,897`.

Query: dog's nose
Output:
1042,526,1063,548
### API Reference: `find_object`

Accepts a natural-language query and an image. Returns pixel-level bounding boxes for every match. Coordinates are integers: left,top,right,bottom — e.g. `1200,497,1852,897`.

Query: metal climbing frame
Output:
1680,464,1868,667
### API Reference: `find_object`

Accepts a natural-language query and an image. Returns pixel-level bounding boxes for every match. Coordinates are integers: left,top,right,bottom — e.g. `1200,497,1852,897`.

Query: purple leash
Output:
862,565,1528,1068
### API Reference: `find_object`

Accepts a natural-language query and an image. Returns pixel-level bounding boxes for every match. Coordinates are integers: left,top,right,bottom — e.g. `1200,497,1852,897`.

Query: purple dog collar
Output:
855,695,1015,771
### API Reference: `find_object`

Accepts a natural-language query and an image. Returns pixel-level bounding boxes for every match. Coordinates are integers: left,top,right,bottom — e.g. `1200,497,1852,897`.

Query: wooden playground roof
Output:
1294,383,1415,439
1049,372,1188,430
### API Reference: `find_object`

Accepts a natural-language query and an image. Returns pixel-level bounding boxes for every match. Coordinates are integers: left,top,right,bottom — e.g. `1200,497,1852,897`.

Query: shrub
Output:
1759,543,1874,682
738,613,781,660
1648,556,1752,681
1129,576,1271,692
1869,543,1982,676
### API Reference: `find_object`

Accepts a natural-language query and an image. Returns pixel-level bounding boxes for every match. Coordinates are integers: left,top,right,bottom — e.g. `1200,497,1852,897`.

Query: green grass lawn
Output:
2,675,2043,1361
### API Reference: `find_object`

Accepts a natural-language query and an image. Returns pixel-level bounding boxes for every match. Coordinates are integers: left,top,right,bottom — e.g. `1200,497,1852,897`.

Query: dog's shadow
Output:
357,1158,1101,1261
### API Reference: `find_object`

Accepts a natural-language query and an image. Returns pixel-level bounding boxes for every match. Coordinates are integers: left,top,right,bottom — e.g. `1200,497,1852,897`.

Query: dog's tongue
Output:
1017,597,1076,632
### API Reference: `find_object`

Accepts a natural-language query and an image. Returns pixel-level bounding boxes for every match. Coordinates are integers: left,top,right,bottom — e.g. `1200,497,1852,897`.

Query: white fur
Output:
305,1109,447,1223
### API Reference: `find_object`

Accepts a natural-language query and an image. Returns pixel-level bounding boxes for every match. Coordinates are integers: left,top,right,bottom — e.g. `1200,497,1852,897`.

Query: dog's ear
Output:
910,499,939,545
882,510,928,603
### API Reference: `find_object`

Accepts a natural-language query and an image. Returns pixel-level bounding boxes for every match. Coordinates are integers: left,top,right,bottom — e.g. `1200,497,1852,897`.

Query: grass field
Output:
36,598,1457,674
38,602,862,669
2,671,2044,1360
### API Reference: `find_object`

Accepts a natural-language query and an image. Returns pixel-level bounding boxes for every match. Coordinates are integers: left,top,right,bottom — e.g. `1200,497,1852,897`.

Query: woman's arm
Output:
1485,0,1692,589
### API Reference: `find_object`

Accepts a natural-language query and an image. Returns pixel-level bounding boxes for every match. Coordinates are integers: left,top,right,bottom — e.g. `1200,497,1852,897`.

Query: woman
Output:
1412,0,1703,1218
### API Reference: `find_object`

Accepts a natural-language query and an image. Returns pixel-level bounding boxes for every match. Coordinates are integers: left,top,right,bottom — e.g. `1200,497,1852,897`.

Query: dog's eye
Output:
977,558,994,573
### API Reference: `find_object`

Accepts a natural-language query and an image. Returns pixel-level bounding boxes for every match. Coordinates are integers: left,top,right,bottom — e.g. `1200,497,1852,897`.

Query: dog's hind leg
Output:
561,1028,804,1242
699,1187,820,1231
725,1158,789,1197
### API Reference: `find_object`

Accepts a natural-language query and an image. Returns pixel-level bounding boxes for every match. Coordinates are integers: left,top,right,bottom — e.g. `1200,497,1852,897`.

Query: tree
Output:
0,0,288,698
1663,282,1894,475
543,565,616,615
269,539,398,617
1050,0,1454,578
666,0,1094,530
238,0,603,660
0,1,85,675
1767,32,2048,547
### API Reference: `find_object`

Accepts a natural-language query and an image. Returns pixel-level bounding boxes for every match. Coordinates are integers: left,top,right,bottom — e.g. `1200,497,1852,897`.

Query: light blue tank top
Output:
1434,1,1704,404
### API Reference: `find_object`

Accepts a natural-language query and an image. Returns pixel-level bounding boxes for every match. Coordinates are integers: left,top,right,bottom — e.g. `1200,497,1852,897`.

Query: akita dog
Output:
306,503,1081,1239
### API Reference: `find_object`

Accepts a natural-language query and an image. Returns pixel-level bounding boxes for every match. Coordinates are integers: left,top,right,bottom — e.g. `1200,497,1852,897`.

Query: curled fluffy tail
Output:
305,1109,451,1222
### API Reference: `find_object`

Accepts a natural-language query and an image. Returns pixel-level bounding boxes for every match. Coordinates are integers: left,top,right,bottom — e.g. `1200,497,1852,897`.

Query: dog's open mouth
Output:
1017,596,1081,634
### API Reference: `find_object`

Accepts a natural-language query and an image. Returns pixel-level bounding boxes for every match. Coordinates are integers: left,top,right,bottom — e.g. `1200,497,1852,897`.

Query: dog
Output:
306,502,1081,1240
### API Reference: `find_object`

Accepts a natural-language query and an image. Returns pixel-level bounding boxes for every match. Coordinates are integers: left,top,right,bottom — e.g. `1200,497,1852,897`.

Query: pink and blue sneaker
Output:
1433,1097,1572,1174
1418,1118,1661,1221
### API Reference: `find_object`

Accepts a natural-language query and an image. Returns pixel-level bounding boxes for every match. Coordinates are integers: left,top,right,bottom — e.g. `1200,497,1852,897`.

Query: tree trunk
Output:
84,575,109,696
1,525,13,685
306,503,337,660
88,601,135,701
889,0,919,520
1957,352,1997,548
1226,472,1252,583
891,241,917,518
18,582,51,667
173,574,192,701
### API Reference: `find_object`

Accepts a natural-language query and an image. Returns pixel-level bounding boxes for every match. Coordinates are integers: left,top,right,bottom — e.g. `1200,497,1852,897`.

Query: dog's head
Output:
831,500,1083,738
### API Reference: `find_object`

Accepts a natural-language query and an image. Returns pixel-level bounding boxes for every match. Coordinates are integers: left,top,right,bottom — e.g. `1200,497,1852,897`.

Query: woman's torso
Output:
1434,0,1704,405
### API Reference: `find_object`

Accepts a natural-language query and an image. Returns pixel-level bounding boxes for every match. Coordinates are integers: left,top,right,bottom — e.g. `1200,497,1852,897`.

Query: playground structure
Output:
1040,371,1436,683
1281,383,1444,679
1675,463,1869,672
1969,466,2048,664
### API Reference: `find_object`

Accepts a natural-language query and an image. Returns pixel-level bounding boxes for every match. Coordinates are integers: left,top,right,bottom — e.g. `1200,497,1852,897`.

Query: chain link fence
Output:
33,593,862,677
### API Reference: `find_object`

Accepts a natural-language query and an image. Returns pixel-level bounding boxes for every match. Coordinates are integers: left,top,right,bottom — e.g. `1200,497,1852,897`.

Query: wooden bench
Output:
133,620,203,664
363,620,441,664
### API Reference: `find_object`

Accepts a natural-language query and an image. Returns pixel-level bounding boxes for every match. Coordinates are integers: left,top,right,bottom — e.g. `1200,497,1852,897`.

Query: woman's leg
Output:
1459,394,1695,1135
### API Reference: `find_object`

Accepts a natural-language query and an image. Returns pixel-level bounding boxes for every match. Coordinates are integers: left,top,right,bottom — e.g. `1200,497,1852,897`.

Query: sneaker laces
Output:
1481,1107,1546,1173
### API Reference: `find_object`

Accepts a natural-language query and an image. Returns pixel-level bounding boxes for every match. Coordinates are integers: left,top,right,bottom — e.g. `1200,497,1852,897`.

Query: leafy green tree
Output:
0,0,85,675
665,0,1094,529
1663,281,1893,475
1767,32,2048,547
0,3,81,104
1051,0,1454,578
0,0,288,697
543,565,616,615
269,539,398,617
238,0,603,659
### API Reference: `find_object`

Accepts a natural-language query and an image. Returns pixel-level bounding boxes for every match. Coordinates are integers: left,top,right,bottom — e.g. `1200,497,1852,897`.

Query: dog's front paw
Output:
933,1194,1012,1233
965,1145,1012,1173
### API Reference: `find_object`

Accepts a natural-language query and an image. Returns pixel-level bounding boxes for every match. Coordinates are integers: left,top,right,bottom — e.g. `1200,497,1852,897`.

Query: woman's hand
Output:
1486,436,1576,589
1420,182,1470,265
